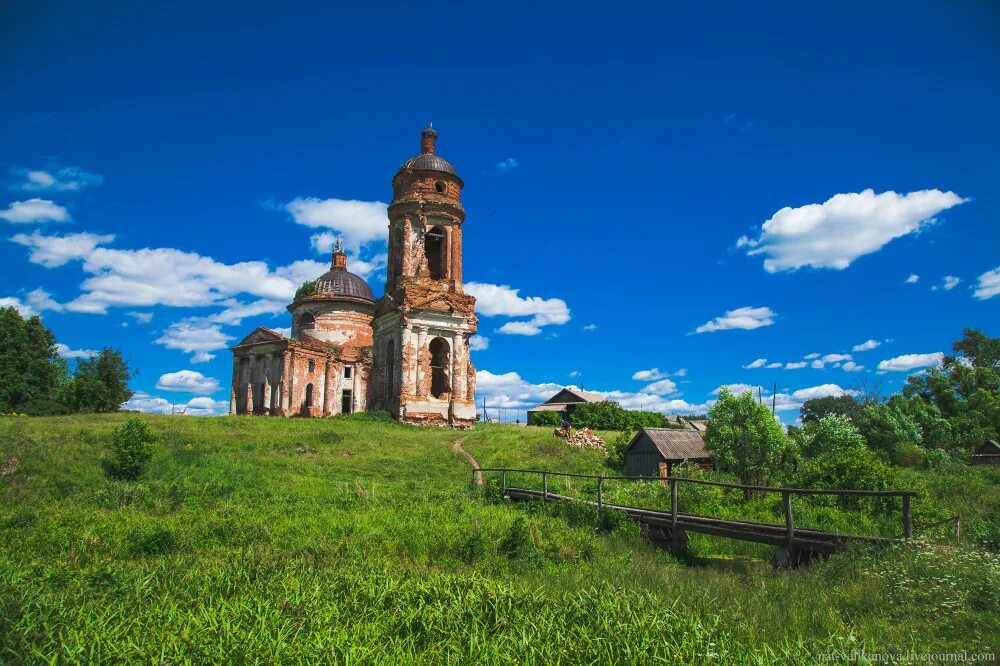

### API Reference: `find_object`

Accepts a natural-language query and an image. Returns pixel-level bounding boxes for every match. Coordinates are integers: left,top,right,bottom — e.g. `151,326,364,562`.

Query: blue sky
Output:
1,1,997,420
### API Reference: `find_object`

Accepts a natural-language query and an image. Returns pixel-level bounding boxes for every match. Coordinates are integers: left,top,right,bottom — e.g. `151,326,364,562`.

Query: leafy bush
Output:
799,414,866,458
569,401,666,430
19,398,71,416
795,446,897,510
527,410,561,427
891,441,926,468
605,430,636,469
104,417,155,480
294,280,317,300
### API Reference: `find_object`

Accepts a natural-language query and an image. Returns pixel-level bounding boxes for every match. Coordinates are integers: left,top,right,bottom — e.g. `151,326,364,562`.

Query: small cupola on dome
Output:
307,239,375,303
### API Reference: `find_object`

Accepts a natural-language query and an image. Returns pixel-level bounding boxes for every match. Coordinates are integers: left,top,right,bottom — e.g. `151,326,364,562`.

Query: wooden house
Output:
526,387,606,425
623,427,713,478
971,439,1000,465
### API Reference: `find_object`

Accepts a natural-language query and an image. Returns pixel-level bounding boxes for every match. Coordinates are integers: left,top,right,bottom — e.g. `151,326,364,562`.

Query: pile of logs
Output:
553,426,606,450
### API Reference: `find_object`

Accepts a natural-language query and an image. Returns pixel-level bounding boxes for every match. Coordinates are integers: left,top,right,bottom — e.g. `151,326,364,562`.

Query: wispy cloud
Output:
496,158,518,171
695,306,775,333
0,198,70,224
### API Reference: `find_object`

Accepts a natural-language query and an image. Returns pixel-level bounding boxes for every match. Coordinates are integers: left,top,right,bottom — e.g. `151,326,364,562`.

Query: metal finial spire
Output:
334,238,343,253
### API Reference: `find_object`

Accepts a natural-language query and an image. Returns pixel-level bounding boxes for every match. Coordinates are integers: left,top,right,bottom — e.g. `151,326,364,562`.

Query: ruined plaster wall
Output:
290,300,374,347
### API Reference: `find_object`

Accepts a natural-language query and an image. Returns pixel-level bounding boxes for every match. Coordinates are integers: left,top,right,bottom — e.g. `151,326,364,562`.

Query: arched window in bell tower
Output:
429,337,451,398
425,226,447,280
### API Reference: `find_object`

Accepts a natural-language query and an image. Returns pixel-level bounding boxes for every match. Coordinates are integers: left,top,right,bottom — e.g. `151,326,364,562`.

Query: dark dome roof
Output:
395,153,458,179
313,269,375,303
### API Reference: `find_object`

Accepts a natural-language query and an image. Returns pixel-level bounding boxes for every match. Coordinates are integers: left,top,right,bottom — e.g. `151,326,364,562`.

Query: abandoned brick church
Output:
229,126,479,426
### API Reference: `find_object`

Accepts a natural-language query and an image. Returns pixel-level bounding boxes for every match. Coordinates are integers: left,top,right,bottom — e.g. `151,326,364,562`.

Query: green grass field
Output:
1,415,997,663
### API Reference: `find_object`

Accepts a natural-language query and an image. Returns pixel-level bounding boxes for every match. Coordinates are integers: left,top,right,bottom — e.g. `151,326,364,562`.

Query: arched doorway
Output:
424,226,446,280
304,383,314,410
429,337,451,398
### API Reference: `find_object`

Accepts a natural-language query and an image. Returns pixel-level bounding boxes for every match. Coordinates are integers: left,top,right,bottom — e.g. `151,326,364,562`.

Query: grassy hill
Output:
1,415,997,663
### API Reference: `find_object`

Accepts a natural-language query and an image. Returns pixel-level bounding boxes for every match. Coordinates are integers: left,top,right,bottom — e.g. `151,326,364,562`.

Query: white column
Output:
415,326,428,398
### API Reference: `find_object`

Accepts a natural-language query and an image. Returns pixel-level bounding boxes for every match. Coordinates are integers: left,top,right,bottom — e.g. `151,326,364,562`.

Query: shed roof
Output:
975,439,1000,455
541,387,605,405
526,404,568,413
628,428,711,461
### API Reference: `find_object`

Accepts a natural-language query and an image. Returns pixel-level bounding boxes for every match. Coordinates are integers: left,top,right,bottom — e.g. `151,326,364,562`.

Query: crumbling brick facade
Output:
230,126,476,426
370,125,478,427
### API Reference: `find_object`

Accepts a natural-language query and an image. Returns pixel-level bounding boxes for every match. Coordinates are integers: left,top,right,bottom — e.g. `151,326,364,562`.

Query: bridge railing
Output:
476,467,920,542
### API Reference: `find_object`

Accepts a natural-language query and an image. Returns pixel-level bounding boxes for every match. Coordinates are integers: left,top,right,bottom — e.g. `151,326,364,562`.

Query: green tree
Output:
527,410,561,427
569,401,630,430
704,389,788,496
0,307,67,411
856,400,922,458
800,394,863,425
63,348,136,413
798,413,866,458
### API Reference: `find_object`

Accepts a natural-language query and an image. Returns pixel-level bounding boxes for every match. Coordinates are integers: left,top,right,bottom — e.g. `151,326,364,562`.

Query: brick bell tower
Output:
370,125,478,426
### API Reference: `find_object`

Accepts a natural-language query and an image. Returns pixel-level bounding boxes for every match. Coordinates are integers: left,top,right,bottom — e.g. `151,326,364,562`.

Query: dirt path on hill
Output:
453,437,483,486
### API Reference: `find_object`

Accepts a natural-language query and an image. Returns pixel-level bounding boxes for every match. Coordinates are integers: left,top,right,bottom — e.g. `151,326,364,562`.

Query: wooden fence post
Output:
501,470,507,493
670,478,678,532
902,495,912,540
783,491,794,548
953,516,961,543
543,472,548,500
597,476,604,511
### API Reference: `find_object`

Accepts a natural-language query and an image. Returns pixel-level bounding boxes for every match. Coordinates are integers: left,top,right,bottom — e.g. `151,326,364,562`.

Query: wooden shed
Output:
971,439,1000,465
623,428,712,478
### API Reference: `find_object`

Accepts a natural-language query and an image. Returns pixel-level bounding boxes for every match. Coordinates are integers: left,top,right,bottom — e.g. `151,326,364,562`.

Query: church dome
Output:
393,124,461,182
299,241,375,304
314,269,375,302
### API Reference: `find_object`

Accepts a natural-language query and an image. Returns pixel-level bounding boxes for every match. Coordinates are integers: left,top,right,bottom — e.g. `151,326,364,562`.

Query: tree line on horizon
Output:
0,306,135,415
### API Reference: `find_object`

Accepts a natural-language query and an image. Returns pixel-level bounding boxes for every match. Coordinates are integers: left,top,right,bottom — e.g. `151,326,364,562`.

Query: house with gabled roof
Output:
526,387,607,425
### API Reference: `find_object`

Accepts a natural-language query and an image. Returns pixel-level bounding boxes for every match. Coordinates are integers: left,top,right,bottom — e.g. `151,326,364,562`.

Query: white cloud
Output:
942,275,961,291
184,397,229,416
803,353,820,360
0,198,70,223
785,361,807,369
640,378,678,395
842,361,864,372
808,353,853,370
496,158,519,171
568,370,581,378
695,306,775,333
271,327,291,337
469,335,489,351
475,369,706,421
632,368,666,381
10,230,114,267
465,282,570,336
156,370,221,394
743,358,767,369
155,320,234,363
852,339,881,352
583,323,597,331
12,165,103,192
0,296,33,317
877,352,944,372
55,342,97,359
10,231,327,316
905,274,920,284
310,232,387,278
740,189,967,273
712,383,754,395
973,266,1000,300
206,298,287,326
283,198,388,253
127,311,153,323
767,362,782,369
123,391,227,416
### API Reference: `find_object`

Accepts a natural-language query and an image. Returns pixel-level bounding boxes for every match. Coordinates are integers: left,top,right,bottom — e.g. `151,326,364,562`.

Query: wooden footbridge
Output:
478,468,921,566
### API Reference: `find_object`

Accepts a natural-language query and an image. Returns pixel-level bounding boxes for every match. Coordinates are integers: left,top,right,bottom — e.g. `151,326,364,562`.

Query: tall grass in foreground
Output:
0,416,997,662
